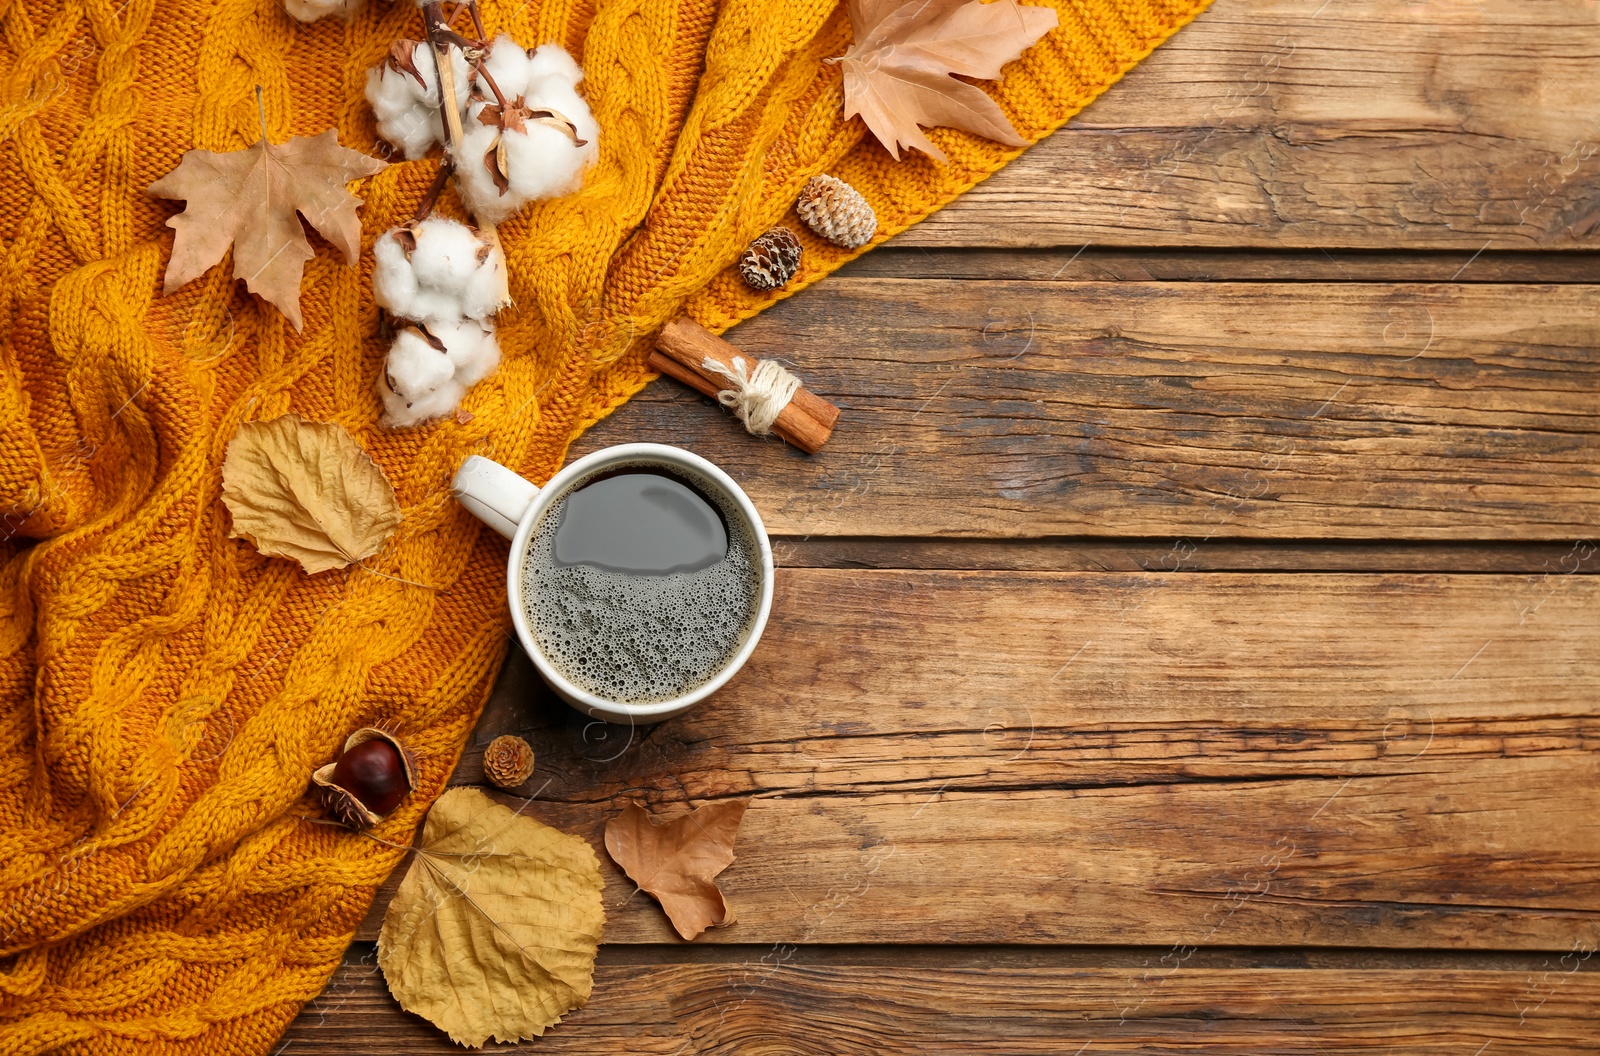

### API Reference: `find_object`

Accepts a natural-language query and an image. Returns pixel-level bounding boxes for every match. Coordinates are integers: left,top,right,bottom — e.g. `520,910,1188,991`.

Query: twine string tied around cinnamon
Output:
701,354,801,436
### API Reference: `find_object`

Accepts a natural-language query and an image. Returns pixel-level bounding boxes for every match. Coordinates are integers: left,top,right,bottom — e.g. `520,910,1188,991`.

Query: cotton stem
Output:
412,158,454,222
421,1,466,149
472,59,509,110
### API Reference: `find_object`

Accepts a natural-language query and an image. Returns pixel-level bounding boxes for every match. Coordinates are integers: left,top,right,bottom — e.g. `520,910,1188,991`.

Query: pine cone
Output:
796,175,877,250
738,227,802,291
482,735,536,789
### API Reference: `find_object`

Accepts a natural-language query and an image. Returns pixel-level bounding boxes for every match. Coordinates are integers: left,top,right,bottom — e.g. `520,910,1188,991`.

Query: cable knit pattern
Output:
0,0,1209,1051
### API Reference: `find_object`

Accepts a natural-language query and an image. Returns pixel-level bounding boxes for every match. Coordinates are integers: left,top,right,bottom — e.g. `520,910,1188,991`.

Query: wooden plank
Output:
842,247,1600,284
771,538,1600,573
286,958,1600,1054
590,944,1558,970
355,570,1600,946
460,570,1600,797
896,0,1600,250
426,764,1600,947
579,280,1600,539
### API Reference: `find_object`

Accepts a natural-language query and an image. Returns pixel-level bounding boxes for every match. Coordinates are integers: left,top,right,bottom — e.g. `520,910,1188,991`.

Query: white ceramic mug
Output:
452,444,774,725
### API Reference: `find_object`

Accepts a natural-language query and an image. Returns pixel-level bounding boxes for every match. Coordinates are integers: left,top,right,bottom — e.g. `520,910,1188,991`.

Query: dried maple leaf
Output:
147,130,387,330
221,414,402,574
834,0,1058,162
379,787,605,1046
604,799,750,941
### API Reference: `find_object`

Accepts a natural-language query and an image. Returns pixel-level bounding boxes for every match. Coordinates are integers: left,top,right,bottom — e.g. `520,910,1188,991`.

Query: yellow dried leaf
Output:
836,0,1058,162
604,799,749,941
147,130,387,330
378,787,605,1046
221,414,402,574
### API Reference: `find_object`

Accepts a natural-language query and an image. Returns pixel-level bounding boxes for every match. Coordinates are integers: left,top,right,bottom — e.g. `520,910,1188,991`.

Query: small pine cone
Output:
482,735,536,789
738,227,802,291
796,175,877,250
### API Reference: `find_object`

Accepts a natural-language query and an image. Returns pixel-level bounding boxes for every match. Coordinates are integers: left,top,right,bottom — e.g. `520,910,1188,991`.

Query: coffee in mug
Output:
451,445,774,725
518,463,762,703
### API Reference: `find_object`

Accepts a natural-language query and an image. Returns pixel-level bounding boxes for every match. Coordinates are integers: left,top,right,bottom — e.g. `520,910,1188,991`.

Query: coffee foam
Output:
519,462,760,704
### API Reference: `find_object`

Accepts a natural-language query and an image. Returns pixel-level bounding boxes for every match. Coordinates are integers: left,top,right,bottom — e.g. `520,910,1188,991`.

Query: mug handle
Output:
452,455,541,541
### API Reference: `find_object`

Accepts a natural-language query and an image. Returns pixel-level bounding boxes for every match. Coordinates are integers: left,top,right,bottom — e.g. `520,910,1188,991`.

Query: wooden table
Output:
284,1,1600,1050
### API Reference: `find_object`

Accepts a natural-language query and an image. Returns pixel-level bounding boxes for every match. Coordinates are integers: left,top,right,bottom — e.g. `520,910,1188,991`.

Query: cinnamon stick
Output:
649,318,839,454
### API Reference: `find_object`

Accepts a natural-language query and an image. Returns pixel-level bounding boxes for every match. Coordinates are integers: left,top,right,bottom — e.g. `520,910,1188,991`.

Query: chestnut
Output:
313,728,417,828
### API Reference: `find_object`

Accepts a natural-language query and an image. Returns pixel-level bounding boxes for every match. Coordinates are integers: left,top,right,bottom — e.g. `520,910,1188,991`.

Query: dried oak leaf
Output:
379,787,606,1046
834,0,1058,162
604,799,750,941
147,130,387,330
221,414,402,574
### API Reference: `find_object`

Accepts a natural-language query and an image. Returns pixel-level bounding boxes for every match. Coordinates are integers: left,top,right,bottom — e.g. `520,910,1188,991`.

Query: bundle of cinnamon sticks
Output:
649,318,839,454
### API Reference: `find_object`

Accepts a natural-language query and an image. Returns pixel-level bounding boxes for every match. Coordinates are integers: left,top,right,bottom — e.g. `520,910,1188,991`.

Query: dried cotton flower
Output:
379,320,499,428
366,40,472,160
281,0,357,22
373,217,508,326
451,38,599,223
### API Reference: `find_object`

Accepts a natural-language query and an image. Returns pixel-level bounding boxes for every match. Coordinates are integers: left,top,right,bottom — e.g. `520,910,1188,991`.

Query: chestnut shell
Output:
312,727,417,828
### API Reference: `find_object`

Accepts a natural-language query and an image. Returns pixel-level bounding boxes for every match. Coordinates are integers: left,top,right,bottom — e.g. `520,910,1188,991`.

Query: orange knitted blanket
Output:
0,0,1208,1050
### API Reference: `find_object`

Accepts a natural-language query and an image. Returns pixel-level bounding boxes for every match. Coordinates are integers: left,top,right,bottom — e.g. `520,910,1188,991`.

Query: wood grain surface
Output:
451,570,1600,801
901,0,1600,250
284,956,1600,1054
584,279,1600,538
351,570,1599,948
840,247,1600,284
286,0,1599,1048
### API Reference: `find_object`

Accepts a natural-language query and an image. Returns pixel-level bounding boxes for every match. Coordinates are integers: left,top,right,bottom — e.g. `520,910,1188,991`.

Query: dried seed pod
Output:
482,735,536,789
313,728,418,828
738,227,802,291
796,174,877,250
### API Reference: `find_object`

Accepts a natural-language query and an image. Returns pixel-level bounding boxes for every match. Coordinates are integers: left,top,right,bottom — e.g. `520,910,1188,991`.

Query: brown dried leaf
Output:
836,0,1058,162
147,130,387,330
221,414,402,574
604,799,750,941
379,788,606,1046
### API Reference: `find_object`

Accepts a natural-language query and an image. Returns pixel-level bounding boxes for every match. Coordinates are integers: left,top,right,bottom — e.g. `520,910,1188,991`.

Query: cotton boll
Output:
372,230,422,314
402,376,467,421
475,35,536,101
460,244,510,320
282,0,355,22
378,379,416,428
451,103,598,221
373,227,463,324
365,65,436,160
373,219,508,324
497,120,594,199
380,373,467,429
376,276,502,429
451,123,525,224
385,326,457,402
454,38,598,222
525,76,599,144
466,39,594,143
409,220,490,292
525,43,583,88
366,41,471,160
430,318,501,386
379,328,469,429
